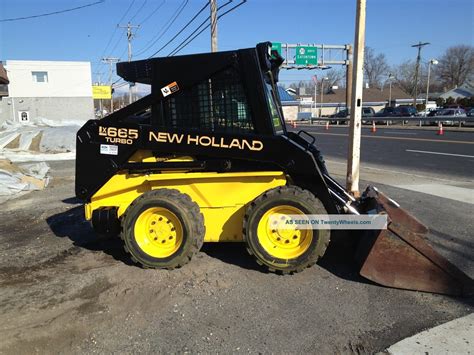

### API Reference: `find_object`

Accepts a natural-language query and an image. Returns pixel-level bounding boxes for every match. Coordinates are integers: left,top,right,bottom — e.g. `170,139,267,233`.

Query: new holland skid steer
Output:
76,42,472,296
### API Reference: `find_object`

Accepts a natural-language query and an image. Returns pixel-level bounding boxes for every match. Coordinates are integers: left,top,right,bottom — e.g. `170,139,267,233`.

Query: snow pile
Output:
0,118,83,162
0,159,50,204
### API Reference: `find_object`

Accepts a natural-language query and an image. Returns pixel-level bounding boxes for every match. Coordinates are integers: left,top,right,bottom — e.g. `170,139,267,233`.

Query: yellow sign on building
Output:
92,85,112,99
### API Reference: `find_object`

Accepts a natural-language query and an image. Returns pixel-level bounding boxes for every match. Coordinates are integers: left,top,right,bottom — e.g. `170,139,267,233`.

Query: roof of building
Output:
439,81,474,99
277,86,296,102
319,87,411,104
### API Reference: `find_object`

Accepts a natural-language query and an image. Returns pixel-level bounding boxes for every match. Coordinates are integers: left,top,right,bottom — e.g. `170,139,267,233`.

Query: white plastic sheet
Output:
0,161,50,204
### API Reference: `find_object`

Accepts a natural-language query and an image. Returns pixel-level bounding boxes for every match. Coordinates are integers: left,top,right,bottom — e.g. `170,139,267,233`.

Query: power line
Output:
98,0,138,74
118,22,141,103
134,0,189,57
168,0,245,56
148,1,209,58
129,0,148,22
0,0,105,22
137,0,166,25
411,41,430,106
166,0,232,57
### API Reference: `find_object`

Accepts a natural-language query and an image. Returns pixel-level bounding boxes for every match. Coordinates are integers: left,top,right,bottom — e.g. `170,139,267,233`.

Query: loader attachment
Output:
356,187,473,296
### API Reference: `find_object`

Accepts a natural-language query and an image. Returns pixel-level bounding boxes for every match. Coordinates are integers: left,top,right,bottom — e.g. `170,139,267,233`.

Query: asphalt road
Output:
0,160,472,354
291,125,474,180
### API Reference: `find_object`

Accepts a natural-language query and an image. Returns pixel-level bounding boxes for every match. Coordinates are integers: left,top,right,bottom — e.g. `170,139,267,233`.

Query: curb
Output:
383,313,473,354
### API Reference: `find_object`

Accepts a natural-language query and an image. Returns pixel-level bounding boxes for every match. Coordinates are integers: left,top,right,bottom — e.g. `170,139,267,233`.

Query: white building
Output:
0,60,94,124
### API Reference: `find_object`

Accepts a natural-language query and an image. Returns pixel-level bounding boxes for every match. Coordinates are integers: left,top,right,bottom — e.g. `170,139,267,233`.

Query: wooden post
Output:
346,0,366,196
210,0,218,52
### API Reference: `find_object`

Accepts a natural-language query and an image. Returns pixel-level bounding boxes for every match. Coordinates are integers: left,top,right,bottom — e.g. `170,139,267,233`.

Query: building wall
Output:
5,60,92,98
282,106,298,121
0,97,94,123
0,60,94,124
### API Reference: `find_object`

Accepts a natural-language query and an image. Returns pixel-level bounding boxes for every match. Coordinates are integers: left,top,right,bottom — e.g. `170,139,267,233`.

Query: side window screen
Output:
161,67,254,133
265,83,283,133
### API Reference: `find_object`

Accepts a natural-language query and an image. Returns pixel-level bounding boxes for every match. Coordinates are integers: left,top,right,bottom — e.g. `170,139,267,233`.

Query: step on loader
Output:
76,42,472,296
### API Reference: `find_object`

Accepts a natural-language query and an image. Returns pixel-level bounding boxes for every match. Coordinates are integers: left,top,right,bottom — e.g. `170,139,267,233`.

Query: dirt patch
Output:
4,134,19,149
0,160,472,354
28,131,43,152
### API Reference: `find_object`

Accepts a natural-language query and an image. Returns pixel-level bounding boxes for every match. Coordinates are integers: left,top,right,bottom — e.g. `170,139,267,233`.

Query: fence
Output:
297,116,474,128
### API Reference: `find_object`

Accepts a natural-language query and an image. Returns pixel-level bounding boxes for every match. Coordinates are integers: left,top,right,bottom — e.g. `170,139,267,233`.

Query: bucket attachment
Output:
356,187,473,296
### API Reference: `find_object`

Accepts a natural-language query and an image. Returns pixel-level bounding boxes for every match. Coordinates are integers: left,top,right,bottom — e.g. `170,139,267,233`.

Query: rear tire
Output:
243,186,330,274
121,189,205,269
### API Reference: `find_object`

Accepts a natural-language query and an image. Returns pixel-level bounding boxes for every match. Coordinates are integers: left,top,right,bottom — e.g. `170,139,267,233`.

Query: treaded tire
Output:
243,186,330,274
121,189,205,269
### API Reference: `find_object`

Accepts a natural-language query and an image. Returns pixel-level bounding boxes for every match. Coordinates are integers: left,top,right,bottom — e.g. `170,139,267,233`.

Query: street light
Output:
425,59,438,111
387,73,394,107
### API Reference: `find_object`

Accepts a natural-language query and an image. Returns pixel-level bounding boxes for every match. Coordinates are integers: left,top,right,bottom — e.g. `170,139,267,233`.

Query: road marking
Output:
309,131,474,144
384,131,417,135
406,149,474,158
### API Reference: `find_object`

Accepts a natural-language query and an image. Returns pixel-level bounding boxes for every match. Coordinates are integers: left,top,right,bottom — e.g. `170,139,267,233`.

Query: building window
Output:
32,71,48,83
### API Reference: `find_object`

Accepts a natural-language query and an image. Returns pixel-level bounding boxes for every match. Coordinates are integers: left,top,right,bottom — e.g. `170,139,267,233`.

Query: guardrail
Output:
297,116,474,127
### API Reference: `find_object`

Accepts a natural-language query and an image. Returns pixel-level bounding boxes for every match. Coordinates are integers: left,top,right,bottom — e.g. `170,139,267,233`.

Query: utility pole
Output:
102,57,119,113
346,0,366,196
411,41,430,107
93,72,103,118
346,44,353,113
312,75,317,119
320,77,328,117
119,22,140,104
210,0,218,52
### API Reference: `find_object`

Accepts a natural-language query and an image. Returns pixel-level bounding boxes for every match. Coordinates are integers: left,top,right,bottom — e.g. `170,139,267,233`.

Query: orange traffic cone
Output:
371,121,377,133
437,122,444,135
325,121,329,130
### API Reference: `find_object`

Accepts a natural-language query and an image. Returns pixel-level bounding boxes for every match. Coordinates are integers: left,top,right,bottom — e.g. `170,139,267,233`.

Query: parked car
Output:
393,106,417,117
296,111,312,121
431,108,467,126
372,106,416,124
417,107,437,117
427,109,439,117
375,107,396,117
329,109,349,124
466,108,474,117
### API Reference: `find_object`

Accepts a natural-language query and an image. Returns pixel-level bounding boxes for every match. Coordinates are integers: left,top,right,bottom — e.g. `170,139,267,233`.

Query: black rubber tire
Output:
243,186,330,274
121,189,205,269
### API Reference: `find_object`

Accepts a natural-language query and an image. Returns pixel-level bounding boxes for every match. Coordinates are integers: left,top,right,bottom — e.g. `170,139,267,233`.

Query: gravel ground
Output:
0,160,472,354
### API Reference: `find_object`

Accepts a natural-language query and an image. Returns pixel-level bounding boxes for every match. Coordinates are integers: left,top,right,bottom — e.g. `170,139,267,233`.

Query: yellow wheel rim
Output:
134,207,183,258
257,205,313,259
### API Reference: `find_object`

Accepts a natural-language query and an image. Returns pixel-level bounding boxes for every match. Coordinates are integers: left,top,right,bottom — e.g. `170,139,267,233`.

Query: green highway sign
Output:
271,42,282,56
295,46,318,66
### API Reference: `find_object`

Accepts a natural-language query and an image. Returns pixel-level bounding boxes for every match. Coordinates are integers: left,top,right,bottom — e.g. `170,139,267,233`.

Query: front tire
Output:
121,189,205,269
243,186,330,274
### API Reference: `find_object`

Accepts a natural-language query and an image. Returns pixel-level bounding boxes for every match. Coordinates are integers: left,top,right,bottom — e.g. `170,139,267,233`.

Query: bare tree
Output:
434,45,474,89
364,47,389,88
324,68,344,90
392,60,426,97
288,69,344,96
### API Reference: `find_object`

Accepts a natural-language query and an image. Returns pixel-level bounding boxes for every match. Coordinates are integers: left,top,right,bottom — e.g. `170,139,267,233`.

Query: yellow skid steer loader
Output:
75,42,472,296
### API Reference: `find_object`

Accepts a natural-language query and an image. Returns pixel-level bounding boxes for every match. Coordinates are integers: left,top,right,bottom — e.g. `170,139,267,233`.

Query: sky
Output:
1,0,473,87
